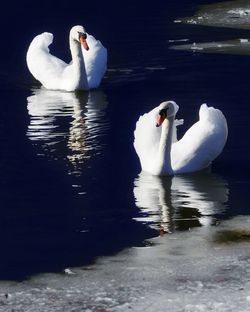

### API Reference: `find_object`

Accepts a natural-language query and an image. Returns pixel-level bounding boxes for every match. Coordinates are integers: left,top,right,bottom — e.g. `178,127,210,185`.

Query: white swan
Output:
26,25,107,91
134,101,228,175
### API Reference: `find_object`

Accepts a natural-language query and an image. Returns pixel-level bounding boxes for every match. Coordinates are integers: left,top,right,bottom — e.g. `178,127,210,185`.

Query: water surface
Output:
0,1,249,304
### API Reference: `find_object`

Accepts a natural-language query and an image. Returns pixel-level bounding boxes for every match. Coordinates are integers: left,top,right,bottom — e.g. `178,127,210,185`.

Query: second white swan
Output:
134,101,228,176
26,25,107,91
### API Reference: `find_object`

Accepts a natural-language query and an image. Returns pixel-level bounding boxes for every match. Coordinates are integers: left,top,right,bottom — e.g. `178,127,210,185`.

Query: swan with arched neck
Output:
26,25,107,91
134,101,228,176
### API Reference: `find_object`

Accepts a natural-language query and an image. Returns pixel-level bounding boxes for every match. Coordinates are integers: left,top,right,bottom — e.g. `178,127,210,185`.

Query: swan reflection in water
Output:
26,88,108,177
133,172,229,234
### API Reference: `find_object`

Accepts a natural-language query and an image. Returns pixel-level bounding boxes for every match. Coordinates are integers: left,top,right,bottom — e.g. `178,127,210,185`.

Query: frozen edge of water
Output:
171,1,250,55
170,38,250,55
175,0,250,30
0,216,249,311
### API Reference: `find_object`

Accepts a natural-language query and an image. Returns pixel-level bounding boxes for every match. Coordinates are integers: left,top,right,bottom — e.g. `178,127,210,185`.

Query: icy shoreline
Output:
0,216,249,312
171,0,250,55
177,0,250,30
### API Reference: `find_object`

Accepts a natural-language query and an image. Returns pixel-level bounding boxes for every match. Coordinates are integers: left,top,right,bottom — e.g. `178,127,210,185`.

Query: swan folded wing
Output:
171,104,228,173
26,32,69,89
82,34,107,89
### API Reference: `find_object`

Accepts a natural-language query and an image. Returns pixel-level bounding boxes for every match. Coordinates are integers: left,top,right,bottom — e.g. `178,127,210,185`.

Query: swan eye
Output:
78,32,87,40
159,108,168,117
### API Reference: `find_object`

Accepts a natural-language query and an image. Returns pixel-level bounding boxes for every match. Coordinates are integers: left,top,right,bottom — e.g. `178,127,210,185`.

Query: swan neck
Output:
158,116,174,174
69,36,89,90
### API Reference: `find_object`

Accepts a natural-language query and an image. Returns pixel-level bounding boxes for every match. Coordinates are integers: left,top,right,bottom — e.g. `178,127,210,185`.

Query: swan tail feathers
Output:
172,118,184,143
175,118,184,126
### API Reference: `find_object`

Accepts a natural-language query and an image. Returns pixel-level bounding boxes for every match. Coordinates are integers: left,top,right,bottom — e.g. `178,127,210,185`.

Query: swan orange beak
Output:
156,114,166,127
80,35,89,51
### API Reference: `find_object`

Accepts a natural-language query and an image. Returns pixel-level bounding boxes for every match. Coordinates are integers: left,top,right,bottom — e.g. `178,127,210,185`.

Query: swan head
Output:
70,25,89,50
156,101,179,127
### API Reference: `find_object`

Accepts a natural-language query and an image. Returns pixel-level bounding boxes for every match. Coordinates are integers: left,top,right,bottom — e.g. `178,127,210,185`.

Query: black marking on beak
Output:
78,32,87,40
159,107,169,118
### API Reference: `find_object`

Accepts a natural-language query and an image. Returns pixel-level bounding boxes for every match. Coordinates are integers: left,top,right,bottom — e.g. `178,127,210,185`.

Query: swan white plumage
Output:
26,25,107,91
134,101,228,176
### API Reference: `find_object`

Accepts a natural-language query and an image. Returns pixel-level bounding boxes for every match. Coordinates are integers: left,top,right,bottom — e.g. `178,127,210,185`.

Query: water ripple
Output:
26,88,109,182
134,172,229,233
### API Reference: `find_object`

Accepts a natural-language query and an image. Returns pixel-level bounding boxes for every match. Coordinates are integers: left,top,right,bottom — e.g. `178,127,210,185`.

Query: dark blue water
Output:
0,0,250,280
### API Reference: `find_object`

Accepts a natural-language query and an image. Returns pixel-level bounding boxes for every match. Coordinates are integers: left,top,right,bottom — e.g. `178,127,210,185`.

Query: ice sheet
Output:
170,38,250,55
171,0,250,55
0,216,249,311
177,0,250,30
